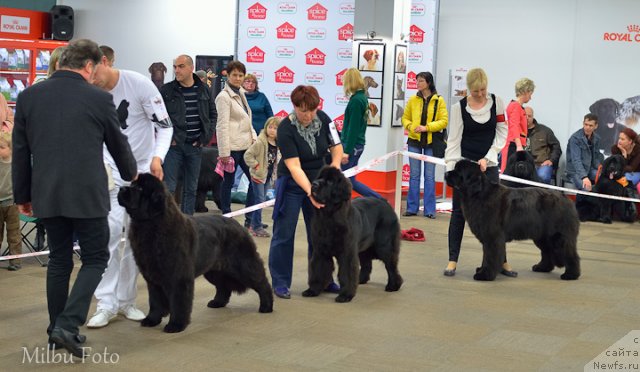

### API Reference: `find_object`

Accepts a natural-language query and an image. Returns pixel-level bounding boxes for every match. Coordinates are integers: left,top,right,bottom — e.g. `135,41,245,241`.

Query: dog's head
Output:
117,173,167,220
601,154,625,181
504,151,539,181
311,166,352,212
445,160,495,197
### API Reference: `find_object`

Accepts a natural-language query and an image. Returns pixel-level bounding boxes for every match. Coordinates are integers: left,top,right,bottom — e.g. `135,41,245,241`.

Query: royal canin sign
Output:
410,25,425,43
603,24,640,42
246,46,265,63
275,66,295,83
277,22,296,39
305,48,326,65
247,2,267,19
337,23,353,41
307,3,328,21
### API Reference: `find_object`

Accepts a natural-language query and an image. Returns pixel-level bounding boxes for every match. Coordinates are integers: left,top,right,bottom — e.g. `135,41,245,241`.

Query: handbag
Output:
429,97,447,158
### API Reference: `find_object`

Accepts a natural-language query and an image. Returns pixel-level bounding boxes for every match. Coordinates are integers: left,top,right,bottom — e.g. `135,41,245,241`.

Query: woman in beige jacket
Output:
215,61,258,225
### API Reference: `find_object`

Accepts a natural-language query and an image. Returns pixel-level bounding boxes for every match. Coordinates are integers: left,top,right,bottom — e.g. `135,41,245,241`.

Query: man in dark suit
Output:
12,39,137,358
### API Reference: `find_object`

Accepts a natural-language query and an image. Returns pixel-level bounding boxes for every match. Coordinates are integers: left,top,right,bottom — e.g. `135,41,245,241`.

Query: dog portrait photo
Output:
392,102,405,127
576,154,637,224
394,73,405,100
118,174,273,333
367,100,381,126
363,72,382,99
394,45,407,73
590,98,625,155
445,160,581,281
303,166,403,302
358,43,384,72
502,151,541,187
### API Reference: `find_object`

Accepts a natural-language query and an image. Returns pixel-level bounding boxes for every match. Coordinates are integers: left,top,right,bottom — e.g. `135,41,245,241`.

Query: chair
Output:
18,214,48,267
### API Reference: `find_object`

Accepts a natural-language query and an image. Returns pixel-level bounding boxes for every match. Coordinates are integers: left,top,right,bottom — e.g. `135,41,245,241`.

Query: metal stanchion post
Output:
394,153,403,217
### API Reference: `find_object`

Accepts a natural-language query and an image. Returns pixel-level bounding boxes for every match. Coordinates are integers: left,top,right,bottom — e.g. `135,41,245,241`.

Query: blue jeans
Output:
568,168,598,190
341,143,382,198
268,178,314,289
626,172,640,185
536,165,554,184
251,181,266,229
220,150,255,222
163,143,202,215
407,144,435,215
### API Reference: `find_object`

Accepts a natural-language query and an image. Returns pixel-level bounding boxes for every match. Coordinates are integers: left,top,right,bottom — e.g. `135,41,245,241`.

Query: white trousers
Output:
93,187,139,313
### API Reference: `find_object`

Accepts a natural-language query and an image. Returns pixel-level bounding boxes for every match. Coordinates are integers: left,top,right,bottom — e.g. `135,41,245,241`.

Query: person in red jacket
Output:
500,78,535,172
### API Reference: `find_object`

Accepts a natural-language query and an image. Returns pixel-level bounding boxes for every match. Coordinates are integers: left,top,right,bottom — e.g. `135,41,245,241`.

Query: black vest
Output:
460,94,497,162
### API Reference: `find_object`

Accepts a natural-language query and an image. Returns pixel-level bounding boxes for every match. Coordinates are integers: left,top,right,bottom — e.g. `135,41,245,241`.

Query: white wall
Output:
58,0,237,84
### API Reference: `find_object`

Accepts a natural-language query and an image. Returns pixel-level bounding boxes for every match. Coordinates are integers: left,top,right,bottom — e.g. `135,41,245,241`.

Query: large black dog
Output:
502,151,541,187
445,160,581,281
302,166,403,302
118,174,273,333
576,154,637,223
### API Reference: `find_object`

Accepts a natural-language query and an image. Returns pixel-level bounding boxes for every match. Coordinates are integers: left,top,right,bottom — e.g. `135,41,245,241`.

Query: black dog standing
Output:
303,166,403,302
118,174,273,333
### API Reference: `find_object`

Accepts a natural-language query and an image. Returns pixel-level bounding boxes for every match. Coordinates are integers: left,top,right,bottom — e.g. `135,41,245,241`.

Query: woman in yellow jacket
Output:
402,72,448,218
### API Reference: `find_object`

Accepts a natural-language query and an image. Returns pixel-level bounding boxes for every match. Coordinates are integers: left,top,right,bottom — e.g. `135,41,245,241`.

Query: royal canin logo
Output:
318,97,324,110
402,163,410,182
247,27,266,38
274,91,292,102
333,114,345,132
275,66,295,83
277,22,296,39
408,51,422,63
248,2,267,20
411,3,425,16
335,68,347,86
334,94,349,106
249,70,264,81
307,3,328,20
275,110,289,119
306,28,326,40
304,72,325,85
246,46,265,63
338,3,355,15
275,46,295,58
337,23,354,41
603,24,640,42
336,48,352,61
305,48,326,65
410,25,425,43
278,2,297,14
407,71,417,89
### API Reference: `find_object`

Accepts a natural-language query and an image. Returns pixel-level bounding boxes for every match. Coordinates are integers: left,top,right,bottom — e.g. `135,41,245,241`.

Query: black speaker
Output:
50,5,74,41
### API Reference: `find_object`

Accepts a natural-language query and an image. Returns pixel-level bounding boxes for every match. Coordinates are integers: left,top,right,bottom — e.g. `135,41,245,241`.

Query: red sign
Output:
276,22,296,39
333,114,344,132
275,110,289,119
246,46,265,63
335,68,347,86
307,3,328,21
275,66,295,83
305,48,326,65
407,71,417,89
318,97,324,110
337,23,353,41
603,24,640,42
410,24,425,43
402,163,410,183
248,2,267,19
0,7,50,40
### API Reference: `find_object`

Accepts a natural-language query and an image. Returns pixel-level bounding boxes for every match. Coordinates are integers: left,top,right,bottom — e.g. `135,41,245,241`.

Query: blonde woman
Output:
341,68,382,198
500,77,535,172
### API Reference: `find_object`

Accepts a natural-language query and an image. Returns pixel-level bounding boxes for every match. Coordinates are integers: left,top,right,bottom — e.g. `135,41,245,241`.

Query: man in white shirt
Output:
87,45,173,328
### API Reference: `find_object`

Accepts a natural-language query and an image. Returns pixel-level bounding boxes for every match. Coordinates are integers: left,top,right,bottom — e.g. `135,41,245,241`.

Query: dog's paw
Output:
560,272,580,280
600,217,613,224
163,322,187,333
207,299,228,308
358,275,370,285
532,263,553,272
258,303,273,313
195,206,209,213
473,269,496,281
140,316,162,328
385,275,403,292
335,294,354,303
301,288,320,297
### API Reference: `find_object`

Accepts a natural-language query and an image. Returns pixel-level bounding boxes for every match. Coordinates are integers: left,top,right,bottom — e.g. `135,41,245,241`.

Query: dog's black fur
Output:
118,174,273,333
502,151,541,187
445,160,581,281
576,154,637,224
175,146,222,213
302,166,403,302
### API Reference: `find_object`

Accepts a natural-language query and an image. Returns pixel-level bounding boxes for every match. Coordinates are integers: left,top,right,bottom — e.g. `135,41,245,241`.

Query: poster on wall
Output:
357,42,384,72
236,1,355,123
361,71,382,99
392,101,404,127
448,67,468,110
357,42,385,127
394,45,407,73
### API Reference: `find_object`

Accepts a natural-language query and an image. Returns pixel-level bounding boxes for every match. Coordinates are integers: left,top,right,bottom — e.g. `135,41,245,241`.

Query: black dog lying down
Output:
445,160,580,281
303,166,403,302
576,154,637,223
118,174,273,333
502,151,541,187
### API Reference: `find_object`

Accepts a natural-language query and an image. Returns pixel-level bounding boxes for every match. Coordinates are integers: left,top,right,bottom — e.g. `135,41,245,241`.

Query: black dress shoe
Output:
49,327,87,358
500,269,518,278
49,333,86,349
403,211,417,217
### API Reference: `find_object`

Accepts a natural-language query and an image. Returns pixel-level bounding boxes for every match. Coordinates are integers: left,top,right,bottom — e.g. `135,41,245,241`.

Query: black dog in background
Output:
303,166,403,302
576,154,637,224
175,146,222,213
502,151,541,187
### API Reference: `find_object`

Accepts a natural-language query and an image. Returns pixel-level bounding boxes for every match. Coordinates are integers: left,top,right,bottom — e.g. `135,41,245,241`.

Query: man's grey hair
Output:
58,39,103,70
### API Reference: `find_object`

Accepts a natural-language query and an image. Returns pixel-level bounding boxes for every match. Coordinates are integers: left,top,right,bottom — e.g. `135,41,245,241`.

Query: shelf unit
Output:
0,38,68,106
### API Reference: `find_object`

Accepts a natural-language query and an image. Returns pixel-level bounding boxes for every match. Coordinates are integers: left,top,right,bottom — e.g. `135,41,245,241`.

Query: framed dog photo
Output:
393,73,406,101
367,98,382,127
394,45,407,73
361,71,382,99
392,100,405,127
358,43,385,72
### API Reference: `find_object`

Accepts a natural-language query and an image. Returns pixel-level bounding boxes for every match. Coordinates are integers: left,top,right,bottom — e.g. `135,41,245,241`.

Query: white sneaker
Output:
87,310,116,328
119,305,145,321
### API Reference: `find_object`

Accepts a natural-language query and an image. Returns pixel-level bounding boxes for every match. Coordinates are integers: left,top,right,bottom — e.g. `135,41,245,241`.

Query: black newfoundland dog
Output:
502,151,541,187
302,166,403,302
576,154,637,223
118,174,273,333
445,160,581,281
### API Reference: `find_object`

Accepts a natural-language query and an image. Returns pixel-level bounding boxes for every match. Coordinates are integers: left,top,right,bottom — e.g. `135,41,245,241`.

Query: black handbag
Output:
429,97,447,158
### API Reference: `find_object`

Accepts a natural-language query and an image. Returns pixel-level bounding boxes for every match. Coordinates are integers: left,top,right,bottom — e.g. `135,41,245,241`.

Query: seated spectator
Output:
525,106,561,184
565,113,603,191
610,127,640,185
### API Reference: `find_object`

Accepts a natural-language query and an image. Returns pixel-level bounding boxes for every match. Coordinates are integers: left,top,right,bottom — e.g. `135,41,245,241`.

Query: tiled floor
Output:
1,202,639,371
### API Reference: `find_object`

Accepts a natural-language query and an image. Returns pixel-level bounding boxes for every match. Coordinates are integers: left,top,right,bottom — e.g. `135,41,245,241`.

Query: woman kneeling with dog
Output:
268,85,343,299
